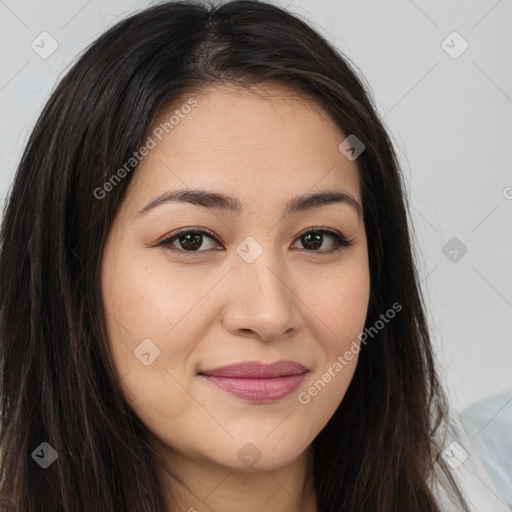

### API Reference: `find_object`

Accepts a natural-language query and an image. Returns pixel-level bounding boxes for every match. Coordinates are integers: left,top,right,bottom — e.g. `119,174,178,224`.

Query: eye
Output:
158,228,221,253
292,227,354,254
157,227,354,255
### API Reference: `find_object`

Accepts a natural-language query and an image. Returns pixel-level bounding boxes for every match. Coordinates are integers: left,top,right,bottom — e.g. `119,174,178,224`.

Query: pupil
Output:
303,232,322,250
180,233,202,250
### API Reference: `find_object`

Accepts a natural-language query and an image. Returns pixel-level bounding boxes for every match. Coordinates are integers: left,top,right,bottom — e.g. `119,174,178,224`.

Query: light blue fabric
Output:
461,389,512,507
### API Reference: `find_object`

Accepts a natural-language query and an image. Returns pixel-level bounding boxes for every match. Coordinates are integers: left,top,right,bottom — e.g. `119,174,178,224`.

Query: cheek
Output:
101,249,228,417
102,252,218,362
101,256,210,425
306,262,370,353
296,261,369,417
298,359,357,439
296,283,367,437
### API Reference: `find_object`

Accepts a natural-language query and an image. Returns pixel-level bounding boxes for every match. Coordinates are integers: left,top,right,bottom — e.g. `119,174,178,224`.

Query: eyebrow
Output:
137,187,363,218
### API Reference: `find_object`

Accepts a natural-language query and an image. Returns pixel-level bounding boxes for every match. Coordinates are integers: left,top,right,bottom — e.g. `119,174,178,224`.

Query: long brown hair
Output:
0,1,468,510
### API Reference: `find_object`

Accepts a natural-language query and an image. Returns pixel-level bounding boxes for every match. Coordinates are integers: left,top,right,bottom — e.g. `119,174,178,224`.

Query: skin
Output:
101,82,370,512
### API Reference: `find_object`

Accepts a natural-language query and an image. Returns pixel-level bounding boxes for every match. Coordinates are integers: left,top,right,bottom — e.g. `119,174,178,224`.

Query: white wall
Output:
0,0,510,411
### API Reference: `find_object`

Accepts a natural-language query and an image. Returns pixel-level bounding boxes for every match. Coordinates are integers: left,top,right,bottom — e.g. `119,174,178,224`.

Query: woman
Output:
0,1,493,510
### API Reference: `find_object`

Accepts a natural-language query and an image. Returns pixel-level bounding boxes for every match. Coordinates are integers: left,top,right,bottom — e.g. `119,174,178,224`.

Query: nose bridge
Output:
223,234,301,340
235,234,291,304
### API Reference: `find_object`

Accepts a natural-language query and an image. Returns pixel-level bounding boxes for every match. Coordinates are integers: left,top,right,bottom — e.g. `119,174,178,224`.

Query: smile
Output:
198,360,309,402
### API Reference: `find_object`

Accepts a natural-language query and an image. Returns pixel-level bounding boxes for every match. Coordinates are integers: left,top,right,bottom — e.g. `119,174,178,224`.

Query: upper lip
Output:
198,360,309,378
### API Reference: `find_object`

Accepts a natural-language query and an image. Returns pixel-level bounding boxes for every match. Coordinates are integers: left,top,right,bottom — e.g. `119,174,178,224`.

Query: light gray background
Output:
0,0,511,412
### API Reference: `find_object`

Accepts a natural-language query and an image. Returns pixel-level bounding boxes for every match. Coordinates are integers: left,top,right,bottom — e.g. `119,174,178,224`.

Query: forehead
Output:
126,82,362,212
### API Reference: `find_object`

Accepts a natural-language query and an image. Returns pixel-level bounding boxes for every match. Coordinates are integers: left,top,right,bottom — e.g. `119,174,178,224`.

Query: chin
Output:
207,437,310,472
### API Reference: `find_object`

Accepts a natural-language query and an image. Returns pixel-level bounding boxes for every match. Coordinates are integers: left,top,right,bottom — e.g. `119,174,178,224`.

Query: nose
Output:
221,249,303,342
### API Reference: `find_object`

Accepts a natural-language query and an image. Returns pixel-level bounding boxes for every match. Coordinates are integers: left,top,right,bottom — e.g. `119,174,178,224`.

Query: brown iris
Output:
178,232,203,251
301,232,322,250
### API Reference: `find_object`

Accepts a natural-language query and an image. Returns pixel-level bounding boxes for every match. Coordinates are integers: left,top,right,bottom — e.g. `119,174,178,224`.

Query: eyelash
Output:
157,226,354,256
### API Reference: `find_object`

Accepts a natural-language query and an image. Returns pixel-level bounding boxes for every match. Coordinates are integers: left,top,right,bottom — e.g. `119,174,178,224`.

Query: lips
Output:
199,360,309,378
198,360,309,402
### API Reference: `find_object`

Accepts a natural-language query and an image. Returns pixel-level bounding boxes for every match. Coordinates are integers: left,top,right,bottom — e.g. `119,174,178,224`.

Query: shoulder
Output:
430,406,511,512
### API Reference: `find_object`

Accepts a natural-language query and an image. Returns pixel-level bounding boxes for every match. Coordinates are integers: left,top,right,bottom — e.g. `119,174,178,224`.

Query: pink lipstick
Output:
198,360,309,402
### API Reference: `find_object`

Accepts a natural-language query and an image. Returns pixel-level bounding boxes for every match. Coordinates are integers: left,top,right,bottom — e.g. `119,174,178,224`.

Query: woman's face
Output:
101,83,370,473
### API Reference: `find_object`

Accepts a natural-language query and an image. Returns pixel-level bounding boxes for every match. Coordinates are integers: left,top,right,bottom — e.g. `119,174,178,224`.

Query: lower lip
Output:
199,373,306,402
